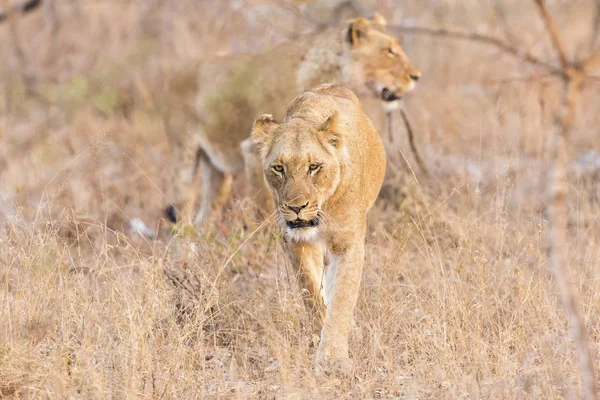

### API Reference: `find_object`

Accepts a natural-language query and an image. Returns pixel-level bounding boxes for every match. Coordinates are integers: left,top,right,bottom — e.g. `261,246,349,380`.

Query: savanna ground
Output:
1,0,600,398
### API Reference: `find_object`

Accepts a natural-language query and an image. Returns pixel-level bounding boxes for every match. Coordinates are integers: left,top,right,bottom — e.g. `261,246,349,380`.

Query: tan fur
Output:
163,14,419,224
250,84,386,374
0,0,42,22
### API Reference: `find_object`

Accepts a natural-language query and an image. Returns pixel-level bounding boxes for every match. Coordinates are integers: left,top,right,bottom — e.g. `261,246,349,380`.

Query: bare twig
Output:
387,24,564,76
386,111,394,143
549,71,597,400
480,74,555,85
534,1,598,398
400,109,428,177
386,110,427,176
534,0,569,69
397,147,420,187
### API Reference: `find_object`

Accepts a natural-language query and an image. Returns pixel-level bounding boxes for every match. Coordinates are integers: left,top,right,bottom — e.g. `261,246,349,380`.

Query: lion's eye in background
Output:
272,165,284,174
386,48,395,57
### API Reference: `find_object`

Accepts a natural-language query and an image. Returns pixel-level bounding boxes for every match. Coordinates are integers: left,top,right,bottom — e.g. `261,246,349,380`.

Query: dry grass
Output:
1,0,600,398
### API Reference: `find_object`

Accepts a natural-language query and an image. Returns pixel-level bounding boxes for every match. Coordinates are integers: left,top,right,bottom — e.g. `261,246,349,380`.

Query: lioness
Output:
164,14,419,224
250,84,386,374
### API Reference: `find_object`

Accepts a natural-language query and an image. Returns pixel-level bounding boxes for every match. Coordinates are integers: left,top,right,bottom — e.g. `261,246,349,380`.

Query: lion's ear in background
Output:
371,13,386,28
346,17,371,46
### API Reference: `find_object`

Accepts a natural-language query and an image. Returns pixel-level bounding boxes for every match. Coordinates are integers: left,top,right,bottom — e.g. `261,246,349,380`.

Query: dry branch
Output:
534,1,598,399
386,110,428,176
396,2,600,396
548,72,597,400
400,109,428,177
534,0,569,69
386,111,394,143
388,24,564,76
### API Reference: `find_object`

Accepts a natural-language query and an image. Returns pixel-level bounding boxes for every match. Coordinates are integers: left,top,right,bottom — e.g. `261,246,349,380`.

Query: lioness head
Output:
250,112,344,242
341,14,421,110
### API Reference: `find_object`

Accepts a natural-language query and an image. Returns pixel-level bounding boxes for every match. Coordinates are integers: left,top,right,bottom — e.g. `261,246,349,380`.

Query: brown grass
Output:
1,0,600,398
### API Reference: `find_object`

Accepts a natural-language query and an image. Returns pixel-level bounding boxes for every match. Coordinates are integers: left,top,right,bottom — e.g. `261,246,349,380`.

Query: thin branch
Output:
530,2,598,397
480,74,555,85
386,111,394,143
534,0,569,70
400,109,428,177
388,24,564,76
549,72,598,400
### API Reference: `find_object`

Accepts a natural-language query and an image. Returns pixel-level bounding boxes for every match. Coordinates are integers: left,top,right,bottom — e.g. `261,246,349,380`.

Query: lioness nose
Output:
288,202,309,214
409,72,421,81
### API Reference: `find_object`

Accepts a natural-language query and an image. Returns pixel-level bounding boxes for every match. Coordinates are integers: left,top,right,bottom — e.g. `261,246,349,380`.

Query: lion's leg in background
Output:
166,141,202,224
284,239,327,330
241,138,274,225
194,152,233,226
316,223,367,375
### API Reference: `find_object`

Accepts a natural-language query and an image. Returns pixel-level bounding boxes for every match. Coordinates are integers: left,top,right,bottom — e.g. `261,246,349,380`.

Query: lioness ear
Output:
371,13,387,28
346,17,371,46
250,113,278,158
319,112,341,148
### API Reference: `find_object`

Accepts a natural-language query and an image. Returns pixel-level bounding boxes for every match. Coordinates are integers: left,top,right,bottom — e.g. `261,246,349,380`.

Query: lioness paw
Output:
315,355,354,378
165,204,178,223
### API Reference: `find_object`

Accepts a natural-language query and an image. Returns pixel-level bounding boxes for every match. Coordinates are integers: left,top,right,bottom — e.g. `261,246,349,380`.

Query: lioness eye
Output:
272,165,284,173
309,163,320,172
386,48,395,56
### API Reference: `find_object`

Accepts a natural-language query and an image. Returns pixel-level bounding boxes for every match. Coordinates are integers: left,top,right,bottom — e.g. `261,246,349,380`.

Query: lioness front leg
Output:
194,153,233,226
166,143,201,224
241,138,274,226
316,227,366,375
284,239,327,328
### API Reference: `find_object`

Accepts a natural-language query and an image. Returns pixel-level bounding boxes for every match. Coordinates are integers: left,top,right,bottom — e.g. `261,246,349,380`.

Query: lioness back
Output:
300,83,362,106
195,45,309,174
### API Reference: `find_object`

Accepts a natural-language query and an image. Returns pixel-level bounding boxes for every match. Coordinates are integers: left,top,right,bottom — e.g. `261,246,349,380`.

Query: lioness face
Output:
343,16,421,110
251,114,342,242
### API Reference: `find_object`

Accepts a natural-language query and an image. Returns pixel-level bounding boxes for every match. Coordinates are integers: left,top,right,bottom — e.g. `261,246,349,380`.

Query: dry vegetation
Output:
1,0,600,398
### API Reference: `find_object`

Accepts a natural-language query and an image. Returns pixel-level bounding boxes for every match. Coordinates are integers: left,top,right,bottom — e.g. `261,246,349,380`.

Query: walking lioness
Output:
164,14,419,224
250,84,386,374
